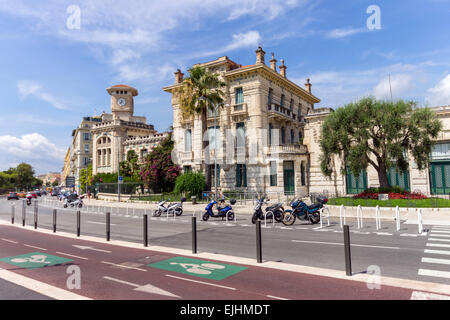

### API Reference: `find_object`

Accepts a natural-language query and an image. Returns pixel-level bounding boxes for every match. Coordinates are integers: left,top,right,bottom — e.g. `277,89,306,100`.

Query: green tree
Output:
79,164,93,193
15,163,35,189
120,150,141,182
175,66,225,191
52,179,60,187
320,97,442,188
174,172,205,198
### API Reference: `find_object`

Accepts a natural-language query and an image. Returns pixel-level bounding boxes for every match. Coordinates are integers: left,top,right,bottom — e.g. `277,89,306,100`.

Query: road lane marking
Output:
428,234,450,238
428,238,450,242
0,267,90,300
431,230,450,234
55,252,88,260
103,276,180,298
291,240,400,250
101,261,147,272
87,221,117,226
1,238,18,244
266,295,289,300
411,291,450,300
72,245,111,253
426,243,450,249
165,274,236,291
422,257,450,265
23,244,47,251
418,269,450,280
374,232,393,236
424,249,450,256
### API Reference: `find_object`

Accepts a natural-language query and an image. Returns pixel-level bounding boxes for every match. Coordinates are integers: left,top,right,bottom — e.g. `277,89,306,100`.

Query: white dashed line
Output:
1,238,18,244
23,244,47,251
55,252,89,260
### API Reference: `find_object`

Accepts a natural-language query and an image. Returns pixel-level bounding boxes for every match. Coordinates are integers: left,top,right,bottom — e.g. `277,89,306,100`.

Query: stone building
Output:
91,85,168,176
165,46,450,198
164,47,320,196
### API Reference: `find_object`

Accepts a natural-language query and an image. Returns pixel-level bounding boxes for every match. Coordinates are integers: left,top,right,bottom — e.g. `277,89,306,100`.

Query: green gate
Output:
283,161,295,195
430,162,450,195
346,168,368,194
387,167,410,191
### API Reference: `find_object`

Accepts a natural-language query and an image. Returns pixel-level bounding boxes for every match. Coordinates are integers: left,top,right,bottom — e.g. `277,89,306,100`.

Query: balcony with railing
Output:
268,144,308,155
268,103,297,121
179,151,194,162
231,103,248,116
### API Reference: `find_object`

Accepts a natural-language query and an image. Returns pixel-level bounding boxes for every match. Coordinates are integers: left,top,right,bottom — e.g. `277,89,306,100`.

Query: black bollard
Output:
22,200,26,227
11,205,14,224
256,220,262,263
53,209,57,233
143,214,148,247
34,200,38,229
77,211,81,237
192,216,197,254
106,212,110,241
344,225,352,276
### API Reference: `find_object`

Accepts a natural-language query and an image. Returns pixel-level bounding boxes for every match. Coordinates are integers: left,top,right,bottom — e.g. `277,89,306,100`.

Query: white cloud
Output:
193,31,261,58
325,27,366,39
0,133,65,173
373,74,415,100
426,74,450,106
17,80,67,110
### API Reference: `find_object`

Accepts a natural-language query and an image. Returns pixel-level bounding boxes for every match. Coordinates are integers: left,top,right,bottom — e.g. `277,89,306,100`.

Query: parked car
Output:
30,192,37,199
7,192,19,200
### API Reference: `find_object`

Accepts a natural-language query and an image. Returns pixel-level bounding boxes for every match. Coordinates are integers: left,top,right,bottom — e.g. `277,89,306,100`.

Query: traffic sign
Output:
118,176,123,184
0,252,72,269
147,257,247,280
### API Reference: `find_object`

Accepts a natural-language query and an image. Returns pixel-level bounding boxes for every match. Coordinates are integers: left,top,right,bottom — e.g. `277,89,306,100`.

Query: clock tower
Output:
106,84,138,121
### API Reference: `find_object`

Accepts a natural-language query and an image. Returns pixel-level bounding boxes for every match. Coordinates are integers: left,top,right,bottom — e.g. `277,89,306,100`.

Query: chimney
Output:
174,69,184,84
279,59,287,78
255,46,266,65
269,52,277,71
305,78,312,93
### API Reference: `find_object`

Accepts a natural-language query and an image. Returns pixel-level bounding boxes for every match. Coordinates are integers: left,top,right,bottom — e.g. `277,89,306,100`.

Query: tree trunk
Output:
377,165,390,189
202,109,212,192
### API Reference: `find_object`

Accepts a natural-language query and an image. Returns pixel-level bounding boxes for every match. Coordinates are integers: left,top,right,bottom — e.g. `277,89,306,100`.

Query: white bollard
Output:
375,205,380,230
357,205,361,229
418,208,423,234
320,208,323,229
340,204,344,228
395,206,400,231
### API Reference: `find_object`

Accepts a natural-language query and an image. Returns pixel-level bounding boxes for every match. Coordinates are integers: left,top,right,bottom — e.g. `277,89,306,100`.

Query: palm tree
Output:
175,66,226,191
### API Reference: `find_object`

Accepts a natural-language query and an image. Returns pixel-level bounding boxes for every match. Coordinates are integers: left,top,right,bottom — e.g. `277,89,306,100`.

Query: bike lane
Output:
0,224,429,300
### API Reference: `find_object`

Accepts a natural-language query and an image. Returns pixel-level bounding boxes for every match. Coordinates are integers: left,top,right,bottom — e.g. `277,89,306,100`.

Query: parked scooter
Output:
153,197,186,217
251,197,285,224
202,197,236,221
282,196,328,225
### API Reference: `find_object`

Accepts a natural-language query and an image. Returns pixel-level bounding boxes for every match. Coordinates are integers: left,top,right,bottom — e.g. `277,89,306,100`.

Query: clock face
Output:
117,98,126,106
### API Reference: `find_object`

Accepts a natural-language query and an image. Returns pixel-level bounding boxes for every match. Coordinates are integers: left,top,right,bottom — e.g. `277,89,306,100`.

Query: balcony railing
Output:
268,144,308,154
179,151,193,162
231,103,248,115
268,103,297,121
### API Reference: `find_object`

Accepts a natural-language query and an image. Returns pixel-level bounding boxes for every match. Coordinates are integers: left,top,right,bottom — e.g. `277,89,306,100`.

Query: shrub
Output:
353,186,427,200
174,172,205,198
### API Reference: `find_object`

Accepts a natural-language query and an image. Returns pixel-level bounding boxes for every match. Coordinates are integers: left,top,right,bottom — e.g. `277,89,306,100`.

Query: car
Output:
7,192,19,200
51,190,58,196
30,192,37,199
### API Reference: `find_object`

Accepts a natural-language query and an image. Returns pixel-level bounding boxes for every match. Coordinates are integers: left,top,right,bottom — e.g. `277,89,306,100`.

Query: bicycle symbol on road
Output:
11,254,51,265
170,262,225,275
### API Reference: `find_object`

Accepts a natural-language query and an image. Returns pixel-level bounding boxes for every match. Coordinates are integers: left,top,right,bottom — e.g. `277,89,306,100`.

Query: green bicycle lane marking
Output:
147,256,247,281
0,252,72,269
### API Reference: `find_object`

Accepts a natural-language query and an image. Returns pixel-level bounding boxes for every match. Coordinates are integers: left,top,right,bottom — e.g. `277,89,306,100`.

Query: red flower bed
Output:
354,191,427,200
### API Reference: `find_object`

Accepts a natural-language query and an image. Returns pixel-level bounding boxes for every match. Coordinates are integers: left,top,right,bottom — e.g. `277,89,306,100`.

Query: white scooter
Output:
64,195,84,208
153,197,186,217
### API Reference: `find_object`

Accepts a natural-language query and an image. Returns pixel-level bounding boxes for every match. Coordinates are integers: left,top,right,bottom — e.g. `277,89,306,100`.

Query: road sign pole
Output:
344,225,352,276
53,209,57,233
192,216,197,254
143,214,148,247
77,210,81,237
256,220,262,263
106,212,110,241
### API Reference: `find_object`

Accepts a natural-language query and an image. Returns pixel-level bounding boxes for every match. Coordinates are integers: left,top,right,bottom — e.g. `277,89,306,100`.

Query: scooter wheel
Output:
78,204,83,208
202,212,210,221
153,210,161,217
227,211,235,221
175,209,183,216
274,211,283,223
64,204,68,208
251,214,257,224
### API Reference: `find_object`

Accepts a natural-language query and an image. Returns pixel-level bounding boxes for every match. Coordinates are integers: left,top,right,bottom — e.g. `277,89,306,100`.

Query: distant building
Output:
37,172,61,186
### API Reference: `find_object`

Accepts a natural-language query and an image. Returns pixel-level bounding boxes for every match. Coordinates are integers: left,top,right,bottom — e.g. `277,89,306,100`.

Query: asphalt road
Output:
1,197,449,288
0,224,421,300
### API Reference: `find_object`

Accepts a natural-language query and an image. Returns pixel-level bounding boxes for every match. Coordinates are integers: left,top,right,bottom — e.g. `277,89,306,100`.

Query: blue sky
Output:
0,0,449,174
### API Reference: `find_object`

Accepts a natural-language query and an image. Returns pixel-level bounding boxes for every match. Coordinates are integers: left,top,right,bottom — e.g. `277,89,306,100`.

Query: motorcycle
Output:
26,193,33,206
153,197,186,217
63,195,84,208
202,197,236,221
282,196,328,225
251,197,283,224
